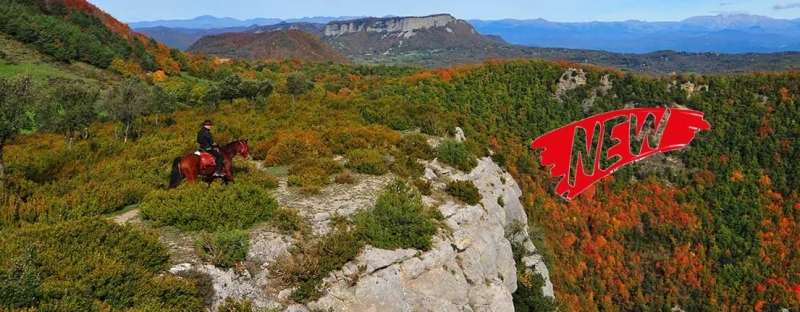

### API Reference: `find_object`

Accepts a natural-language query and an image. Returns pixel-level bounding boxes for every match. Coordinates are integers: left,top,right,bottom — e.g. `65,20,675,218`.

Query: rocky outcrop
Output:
320,14,497,55
323,14,464,38
167,132,553,312
307,156,553,311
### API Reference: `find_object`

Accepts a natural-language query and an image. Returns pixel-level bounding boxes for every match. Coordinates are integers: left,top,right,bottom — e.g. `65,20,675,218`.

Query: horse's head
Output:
235,139,252,159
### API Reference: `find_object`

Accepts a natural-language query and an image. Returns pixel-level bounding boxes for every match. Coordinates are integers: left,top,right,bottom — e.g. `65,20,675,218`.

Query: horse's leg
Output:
185,166,196,185
223,162,234,183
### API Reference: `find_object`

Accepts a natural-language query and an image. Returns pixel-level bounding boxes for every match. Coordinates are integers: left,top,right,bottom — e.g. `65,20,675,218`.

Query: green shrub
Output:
445,180,482,206
289,157,344,176
436,139,478,173
354,179,437,251
195,229,250,268
0,217,201,311
345,149,388,175
511,243,557,312
390,150,425,179
271,223,364,304
270,208,309,235
287,167,330,188
174,269,215,307
216,297,255,312
139,182,278,232
398,133,435,160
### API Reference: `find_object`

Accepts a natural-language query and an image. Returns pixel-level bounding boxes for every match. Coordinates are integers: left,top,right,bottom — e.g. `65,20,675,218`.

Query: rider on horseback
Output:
197,120,225,177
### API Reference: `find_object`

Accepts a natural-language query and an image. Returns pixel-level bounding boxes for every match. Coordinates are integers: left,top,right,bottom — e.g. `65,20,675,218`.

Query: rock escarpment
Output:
167,133,553,311
321,14,498,55
307,157,554,311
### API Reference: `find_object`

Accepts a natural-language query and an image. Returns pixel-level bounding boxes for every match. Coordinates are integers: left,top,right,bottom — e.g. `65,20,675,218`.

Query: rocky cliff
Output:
320,14,498,55
162,131,553,311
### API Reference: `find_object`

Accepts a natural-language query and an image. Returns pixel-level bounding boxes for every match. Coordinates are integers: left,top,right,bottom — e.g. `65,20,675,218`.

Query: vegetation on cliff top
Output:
2,1,800,310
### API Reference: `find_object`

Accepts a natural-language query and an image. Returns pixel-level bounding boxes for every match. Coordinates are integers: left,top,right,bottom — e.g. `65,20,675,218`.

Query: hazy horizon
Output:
87,0,800,24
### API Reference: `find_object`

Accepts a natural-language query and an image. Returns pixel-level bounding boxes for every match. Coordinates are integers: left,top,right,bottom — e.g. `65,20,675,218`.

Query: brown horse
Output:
169,139,251,188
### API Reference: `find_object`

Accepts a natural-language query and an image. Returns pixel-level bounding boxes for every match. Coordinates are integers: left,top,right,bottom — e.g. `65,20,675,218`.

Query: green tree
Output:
239,79,274,110
39,79,99,149
286,72,314,111
103,78,151,142
217,73,242,103
0,73,37,186
148,84,177,125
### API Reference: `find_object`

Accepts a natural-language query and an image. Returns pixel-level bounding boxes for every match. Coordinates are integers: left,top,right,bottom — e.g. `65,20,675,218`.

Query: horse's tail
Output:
168,157,184,189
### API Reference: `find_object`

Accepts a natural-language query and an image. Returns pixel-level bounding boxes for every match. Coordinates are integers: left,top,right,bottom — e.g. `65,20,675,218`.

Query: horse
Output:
168,139,252,189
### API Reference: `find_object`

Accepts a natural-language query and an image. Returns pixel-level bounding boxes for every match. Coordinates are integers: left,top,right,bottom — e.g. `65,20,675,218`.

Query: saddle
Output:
194,148,218,168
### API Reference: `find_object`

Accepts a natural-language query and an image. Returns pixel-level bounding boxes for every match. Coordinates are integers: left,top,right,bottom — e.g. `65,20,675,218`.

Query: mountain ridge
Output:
134,13,800,54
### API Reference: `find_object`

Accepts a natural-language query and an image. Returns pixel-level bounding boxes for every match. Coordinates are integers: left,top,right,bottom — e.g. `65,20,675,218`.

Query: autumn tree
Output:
39,79,99,149
286,72,314,111
0,73,37,186
102,77,151,142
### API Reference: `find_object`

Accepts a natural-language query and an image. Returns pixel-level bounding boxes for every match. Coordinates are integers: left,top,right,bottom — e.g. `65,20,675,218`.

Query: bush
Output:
390,150,425,179
288,167,330,188
270,223,364,304
413,178,432,195
436,139,478,173
264,130,330,166
139,182,279,232
289,157,344,176
445,180,482,206
270,207,309,235
354,179,437,251
398,133,435,160
195,229,250,268
325,125,402,155
345,149,388,175
0,217,202,311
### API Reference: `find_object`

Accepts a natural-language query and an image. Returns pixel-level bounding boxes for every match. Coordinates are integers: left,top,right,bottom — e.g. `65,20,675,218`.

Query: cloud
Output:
773,2,800,9
719,2,733,6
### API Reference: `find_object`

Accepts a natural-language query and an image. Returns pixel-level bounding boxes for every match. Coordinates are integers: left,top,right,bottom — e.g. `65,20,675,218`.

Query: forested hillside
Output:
0,0,222,79
2,55,800,310
2,1,800,311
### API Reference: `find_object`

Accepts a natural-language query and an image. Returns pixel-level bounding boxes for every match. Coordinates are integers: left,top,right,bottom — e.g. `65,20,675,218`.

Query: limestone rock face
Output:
167,150,553,311
323,14,462,38
307,157,554,311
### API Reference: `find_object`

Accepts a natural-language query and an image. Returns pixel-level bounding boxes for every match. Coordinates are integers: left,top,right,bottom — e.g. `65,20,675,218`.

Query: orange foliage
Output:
759,174,772,186
152,70,167,82
730,170,745,182
780,87,790,102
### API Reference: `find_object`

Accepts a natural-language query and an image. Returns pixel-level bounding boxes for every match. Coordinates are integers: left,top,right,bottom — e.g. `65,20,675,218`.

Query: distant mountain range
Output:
131,13,800,53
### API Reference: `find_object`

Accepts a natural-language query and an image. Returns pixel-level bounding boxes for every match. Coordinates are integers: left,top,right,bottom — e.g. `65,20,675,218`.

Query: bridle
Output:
237,141,250,158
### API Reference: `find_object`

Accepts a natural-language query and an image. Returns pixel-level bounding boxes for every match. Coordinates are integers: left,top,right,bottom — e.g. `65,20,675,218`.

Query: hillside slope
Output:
186,29,351,63
135,25,260,50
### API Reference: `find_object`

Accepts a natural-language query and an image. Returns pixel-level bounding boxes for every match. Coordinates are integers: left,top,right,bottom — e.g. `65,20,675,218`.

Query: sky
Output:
88,0,800,23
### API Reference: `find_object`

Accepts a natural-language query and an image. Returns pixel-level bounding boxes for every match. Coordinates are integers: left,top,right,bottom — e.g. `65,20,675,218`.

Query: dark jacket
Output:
197,127,214,150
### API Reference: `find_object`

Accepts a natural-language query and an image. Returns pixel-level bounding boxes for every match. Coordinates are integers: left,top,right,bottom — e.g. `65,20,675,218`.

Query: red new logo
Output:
531,108,710,202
